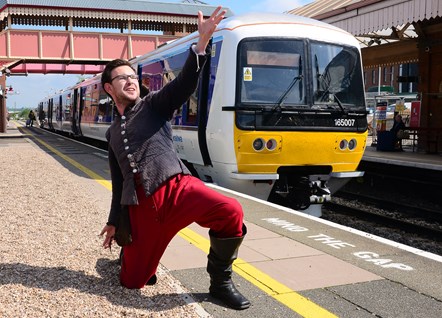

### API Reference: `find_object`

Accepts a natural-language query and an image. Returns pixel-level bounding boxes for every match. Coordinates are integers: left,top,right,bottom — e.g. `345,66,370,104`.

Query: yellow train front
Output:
135,13,368,217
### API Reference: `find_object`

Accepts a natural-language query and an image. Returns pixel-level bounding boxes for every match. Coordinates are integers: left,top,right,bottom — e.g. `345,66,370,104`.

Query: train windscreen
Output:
236,38,367,131
311,42,365,112
239,39,305,106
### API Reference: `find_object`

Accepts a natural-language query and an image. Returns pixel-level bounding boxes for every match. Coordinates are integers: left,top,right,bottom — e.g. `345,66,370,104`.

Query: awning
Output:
288,0,441,36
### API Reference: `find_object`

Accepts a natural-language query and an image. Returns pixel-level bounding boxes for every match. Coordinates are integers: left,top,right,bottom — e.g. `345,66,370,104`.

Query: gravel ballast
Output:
0,138,210,317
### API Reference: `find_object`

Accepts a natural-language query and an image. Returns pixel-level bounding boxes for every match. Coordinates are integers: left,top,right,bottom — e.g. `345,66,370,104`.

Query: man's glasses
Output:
110,74,139,83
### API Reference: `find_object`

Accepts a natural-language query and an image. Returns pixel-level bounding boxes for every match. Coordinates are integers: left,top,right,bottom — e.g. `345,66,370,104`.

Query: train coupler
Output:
309,180,331,204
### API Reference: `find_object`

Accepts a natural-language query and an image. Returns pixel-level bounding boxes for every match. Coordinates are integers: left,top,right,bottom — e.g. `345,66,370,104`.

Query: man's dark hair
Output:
101,59,135,91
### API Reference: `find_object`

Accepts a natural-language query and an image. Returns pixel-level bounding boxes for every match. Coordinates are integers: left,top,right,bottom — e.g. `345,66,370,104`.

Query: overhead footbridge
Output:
0,0,232,75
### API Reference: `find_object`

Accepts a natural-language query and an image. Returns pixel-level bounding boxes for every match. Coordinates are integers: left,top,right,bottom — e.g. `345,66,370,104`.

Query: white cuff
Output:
191,44,204,72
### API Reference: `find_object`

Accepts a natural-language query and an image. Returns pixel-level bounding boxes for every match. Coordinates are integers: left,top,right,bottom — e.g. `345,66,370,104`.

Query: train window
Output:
167,68,198,126
172,85,199,126
53,96,62,121
81,84,100,123
186,88,198,125
97,85,112,123
141,52,200,127
311,43,365,111
62,93,73,122
238,39,305,106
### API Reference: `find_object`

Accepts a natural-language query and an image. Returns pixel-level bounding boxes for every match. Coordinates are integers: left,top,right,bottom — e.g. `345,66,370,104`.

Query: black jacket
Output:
391,119,405,135
106,46,208,226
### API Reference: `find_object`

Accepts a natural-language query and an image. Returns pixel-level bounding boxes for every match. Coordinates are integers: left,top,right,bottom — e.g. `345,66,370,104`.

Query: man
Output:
99,7,250,310
391,114,406,151
28,110,36,127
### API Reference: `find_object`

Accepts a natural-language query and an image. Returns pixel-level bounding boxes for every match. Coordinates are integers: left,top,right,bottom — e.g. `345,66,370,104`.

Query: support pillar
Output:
0,74,7,133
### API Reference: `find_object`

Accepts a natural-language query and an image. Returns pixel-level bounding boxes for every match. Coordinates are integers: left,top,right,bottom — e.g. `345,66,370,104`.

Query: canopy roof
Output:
288,0,442,66
0,0,233,29
288,0,440,36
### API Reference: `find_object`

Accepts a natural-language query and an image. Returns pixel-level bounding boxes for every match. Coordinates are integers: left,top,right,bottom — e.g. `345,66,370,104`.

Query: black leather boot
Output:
207,224,250,310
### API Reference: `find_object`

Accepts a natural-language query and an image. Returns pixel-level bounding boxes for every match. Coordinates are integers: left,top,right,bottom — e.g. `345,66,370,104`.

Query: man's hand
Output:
100,224,116,250
195,6,226,54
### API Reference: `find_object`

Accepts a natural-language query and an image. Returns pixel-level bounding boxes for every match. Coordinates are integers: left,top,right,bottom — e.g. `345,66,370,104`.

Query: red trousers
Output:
120,174,244,289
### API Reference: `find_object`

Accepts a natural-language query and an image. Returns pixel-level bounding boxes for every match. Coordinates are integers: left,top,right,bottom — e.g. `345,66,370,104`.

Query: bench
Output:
402,127,441,153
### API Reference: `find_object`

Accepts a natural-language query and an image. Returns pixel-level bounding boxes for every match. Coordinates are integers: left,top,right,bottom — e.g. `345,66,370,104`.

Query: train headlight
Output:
266,138,277,151
252,138,265,151
348,138,357,151
339,139,348,150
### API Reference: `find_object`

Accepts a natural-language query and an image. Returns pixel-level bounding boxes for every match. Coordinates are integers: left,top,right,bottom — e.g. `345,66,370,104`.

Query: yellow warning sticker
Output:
243,67,252,81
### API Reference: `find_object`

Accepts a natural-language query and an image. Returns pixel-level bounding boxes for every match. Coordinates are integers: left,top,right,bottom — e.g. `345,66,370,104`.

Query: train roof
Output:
131,12,357,66
220,12,348,34
71,74,102,88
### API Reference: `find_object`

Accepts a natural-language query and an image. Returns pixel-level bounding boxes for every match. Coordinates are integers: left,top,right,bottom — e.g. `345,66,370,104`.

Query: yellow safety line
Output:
29,133,112,191
30,130,337,318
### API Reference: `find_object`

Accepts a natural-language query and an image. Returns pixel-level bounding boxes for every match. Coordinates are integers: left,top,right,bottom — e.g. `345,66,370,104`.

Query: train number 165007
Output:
334,119,355,126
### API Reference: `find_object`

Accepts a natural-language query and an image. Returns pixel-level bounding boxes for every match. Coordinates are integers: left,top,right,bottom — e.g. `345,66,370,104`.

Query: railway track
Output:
333,191,442,224
322,193,442,255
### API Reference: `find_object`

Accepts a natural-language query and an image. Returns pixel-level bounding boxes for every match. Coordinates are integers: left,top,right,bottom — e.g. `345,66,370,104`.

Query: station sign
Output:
410,101,421,128
376,101,387,131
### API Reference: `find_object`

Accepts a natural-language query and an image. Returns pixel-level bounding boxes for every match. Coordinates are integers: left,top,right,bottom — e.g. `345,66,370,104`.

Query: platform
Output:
0,120,25,138
363,135,442,171
1,122,441,317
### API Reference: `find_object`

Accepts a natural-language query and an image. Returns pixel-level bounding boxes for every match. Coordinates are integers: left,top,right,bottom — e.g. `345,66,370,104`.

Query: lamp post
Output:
0,83,20,132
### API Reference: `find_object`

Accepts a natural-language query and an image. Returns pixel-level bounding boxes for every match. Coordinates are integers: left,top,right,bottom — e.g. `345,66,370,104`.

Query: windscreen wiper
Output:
271,75,303,111
332,93,347,114
317,88,347,114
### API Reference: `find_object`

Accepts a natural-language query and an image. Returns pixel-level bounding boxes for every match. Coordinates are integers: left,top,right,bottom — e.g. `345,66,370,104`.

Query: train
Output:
36,12,368,217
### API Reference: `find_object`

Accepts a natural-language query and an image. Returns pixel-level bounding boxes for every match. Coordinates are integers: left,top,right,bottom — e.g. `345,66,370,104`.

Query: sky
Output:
5,0,312,110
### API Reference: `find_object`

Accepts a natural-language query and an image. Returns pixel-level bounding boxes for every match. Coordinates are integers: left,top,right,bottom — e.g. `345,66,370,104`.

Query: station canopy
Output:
288,0,441,67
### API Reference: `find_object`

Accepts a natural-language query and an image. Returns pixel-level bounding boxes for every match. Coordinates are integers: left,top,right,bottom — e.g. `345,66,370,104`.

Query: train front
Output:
224,16,368,217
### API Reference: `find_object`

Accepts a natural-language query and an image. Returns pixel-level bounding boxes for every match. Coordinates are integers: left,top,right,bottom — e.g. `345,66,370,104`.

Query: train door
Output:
48,98,54,130
61,91,73,133
58,94,63,129
196,41,213,166
71,88,82,136
54,94,62,131
42,99,49,129
37,102,43,128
